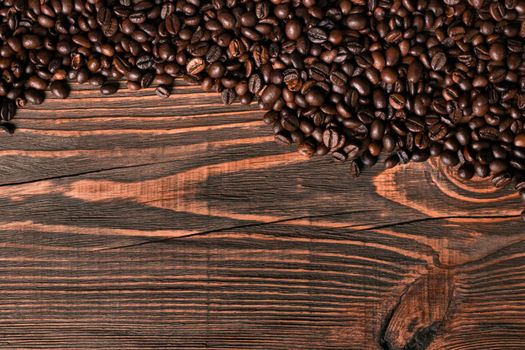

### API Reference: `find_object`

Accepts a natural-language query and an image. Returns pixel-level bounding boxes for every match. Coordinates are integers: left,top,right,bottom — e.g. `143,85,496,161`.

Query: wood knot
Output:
381,269,455,350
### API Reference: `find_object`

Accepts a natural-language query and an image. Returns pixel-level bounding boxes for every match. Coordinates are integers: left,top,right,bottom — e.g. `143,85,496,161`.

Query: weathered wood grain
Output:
0,82,523,349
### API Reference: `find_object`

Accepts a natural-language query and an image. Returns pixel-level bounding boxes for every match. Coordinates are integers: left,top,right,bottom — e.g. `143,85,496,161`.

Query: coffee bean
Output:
186,58,205,75
285,19,302,40
412,149,430,163
385,155,399,169
323,128,340,149
369,120,385,141
458,163,475,180
330,71,347,86
0,123,15,134
492,173,512,188
305,87,325,107
515,133,525,147
381,67,398,84
24,89,44,105
348,77,369,96
405,117,426,133
407,61,423,83
307,28,327,44
100,82,119,95
345,14,367,31
156,85,170,99
49,80,70,99
281,114,299,132
260,84,281,108
221,88,236,105
0,100,16,121
0,0,523,217
348,160,362,178
431,53,447,71
389,94,406,110
441,150,460,166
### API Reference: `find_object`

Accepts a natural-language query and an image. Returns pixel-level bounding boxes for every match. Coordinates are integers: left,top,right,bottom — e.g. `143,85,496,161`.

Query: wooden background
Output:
1,81,524,349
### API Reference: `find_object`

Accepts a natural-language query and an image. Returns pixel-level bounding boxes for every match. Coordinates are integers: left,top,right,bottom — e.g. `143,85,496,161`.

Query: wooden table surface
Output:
1,82,524,349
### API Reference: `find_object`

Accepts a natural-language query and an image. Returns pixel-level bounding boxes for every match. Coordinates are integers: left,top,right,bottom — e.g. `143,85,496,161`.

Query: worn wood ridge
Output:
0,82,523,349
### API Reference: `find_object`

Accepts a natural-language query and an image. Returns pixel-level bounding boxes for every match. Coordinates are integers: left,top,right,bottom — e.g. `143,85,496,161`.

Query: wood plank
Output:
0,84,523,349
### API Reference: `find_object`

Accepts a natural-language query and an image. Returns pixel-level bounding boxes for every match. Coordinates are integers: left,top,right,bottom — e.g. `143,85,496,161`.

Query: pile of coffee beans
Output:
1,0,525,221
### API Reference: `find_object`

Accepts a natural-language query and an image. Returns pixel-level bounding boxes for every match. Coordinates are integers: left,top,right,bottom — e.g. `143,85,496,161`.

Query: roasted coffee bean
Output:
221,88,236,105
0,123,15,134
281,114,299,132
0,0,523,219
492,173,512,188
186,58,205,75
49,80,70,99
431,53,447,71
307,28,327,44
24,89,44,105
323,128,340,149
370,120,385,140
348,160,362,178
389,94,406,110
305,87,325,107
156,85,170,99
385,155,399,169
261,84,281,107
0,100,16,121
100,82,119,95
285,19,302,41
407,61,423,83
440,150,460,167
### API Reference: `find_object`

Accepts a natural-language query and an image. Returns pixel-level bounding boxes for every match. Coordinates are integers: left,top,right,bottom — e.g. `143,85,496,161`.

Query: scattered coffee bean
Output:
49,81,70,99
0,0,522,220
156,85,170,99
100,82,119,96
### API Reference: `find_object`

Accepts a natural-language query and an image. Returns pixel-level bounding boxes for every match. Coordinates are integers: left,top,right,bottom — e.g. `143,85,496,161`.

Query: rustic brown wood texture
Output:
1,82,524,349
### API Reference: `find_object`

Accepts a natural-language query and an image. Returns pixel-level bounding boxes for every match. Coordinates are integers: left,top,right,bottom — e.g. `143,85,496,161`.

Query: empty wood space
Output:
1,82,524,349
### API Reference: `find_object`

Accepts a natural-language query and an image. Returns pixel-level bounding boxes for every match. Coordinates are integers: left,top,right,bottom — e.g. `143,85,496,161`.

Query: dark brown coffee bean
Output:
100,82,119,95
221,88,236,105
348,160,362,178
407,61,423,83
186,58,205,75
381,67,398,84
49,80,70,99
385,155,399,169
0,122,15,134
431,52,447,71
155,85,170,99
165,14,181,35
350,77,371,96
285,19,302,40
140,72,155,89
330,71,347,86
514,133,525,147
0,100,16,121
260,84,281,108
345,14,367,31
24,89,44,105
492,173,512,188
305,87,326,107
307,28,327,44
389,94,406,110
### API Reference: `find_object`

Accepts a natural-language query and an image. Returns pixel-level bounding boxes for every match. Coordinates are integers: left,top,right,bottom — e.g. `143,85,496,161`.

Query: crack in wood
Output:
346,215,521,233
91,210,377,251
0,159,178,187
